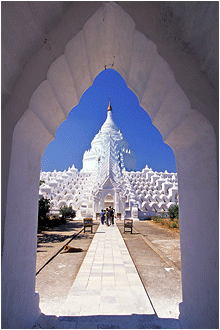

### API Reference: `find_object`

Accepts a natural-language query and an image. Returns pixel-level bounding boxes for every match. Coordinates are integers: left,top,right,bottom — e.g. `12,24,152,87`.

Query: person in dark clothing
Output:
100,209,105,225
109,206,114,225
106,208,110,226
112,208,115,225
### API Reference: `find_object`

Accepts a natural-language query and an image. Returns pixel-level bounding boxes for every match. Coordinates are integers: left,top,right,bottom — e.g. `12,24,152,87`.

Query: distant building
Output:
39,101,178,219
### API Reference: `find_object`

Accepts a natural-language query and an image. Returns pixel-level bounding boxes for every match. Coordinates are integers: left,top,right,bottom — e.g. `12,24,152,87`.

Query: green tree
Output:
38,197,50,231
168,204,179,220
59,206,76,223
39,180,45,186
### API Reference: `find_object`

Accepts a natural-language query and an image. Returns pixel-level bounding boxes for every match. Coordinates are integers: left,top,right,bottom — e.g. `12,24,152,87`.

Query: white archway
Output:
104,193,114,209
2,3,218,329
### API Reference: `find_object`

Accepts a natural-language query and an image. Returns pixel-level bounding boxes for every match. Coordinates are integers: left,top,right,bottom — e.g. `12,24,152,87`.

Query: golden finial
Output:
108,96,112,111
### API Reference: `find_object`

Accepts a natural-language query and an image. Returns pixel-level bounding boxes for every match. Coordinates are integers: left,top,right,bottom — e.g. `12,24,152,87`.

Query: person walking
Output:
112,208,115,225
109,206,114,225
108,206,112,225
100,209,105,225
106,208,110,226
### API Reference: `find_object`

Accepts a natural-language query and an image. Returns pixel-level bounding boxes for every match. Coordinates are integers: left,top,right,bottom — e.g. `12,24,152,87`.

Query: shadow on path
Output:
34,313,181,329
37,220,100,247
37,233,75,245
45,220,83,232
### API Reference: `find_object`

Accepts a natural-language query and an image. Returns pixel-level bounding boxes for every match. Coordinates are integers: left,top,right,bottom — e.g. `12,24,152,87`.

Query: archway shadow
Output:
37,221,100,248
42,220,84,232
35,313,181,329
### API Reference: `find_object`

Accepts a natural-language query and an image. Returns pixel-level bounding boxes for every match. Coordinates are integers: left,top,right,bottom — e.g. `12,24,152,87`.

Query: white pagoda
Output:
39,102,178,220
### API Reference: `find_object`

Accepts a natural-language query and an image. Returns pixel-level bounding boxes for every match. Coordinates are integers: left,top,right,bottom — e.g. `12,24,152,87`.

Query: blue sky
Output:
41,69,176,173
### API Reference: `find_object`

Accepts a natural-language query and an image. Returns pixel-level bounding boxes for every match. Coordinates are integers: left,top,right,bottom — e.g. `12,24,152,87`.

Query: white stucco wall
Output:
1,2,218,329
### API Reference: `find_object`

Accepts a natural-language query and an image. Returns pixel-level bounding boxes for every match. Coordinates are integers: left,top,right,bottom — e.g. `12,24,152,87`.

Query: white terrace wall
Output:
2,3,218,329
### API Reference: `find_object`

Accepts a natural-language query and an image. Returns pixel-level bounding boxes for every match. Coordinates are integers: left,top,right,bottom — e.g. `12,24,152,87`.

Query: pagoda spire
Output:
108,97,112,111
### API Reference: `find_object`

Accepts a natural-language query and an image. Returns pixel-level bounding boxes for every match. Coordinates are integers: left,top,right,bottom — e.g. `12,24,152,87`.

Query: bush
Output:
151,215,160,222
38,197,50,231
168,204,179,220
59,206,76,222
171,221,178,229
47,216,60,228
151,215,179,231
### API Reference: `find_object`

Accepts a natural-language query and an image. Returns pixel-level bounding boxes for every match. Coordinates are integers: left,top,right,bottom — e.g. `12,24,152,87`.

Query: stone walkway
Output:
35,223,162,328
34,222,181,329
59,224,154,316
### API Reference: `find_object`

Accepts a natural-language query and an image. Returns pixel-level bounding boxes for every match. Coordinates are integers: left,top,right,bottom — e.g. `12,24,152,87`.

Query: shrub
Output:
47,216,60,228
168,204,179,220
151,215,179,231
171,221,178,229
151,215,158,222
38,197,50,231
59,206,76,222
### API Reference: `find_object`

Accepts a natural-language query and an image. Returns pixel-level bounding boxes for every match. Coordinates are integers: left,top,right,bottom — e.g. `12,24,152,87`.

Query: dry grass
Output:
151,216,180,233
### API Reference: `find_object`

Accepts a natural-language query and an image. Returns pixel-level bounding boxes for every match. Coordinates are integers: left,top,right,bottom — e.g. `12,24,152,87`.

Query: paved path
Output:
34,222,181,329
56,224,160,328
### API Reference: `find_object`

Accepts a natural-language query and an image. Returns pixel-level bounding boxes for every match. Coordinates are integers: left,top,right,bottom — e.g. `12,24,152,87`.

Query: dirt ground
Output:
128,220,181,271
36,219,100,315
117,220,182,319
35,219,182,319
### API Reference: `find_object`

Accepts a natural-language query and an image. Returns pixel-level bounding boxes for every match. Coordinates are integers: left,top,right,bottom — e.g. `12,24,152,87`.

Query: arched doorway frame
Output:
2,3,218,329
104,193,114,209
